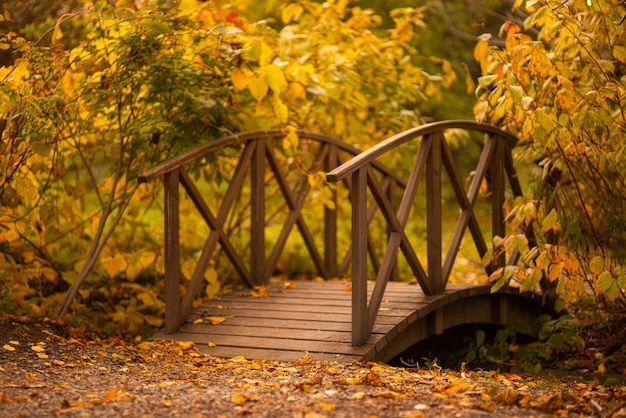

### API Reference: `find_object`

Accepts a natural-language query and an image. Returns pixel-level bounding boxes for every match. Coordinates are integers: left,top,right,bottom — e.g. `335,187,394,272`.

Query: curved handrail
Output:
324,120,523,346
138,129,403,184
326,120,519,183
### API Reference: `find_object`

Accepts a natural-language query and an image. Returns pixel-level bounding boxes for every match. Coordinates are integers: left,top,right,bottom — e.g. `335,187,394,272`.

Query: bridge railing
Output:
138,130,405,333
326,120,524,346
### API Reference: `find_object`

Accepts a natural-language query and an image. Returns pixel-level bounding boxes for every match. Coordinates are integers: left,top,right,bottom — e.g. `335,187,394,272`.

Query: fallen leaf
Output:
162,399,172,407
31,345,45,353
24,372,39,381
343,283,352,292
284,281,296,289
0,391,13,404
319,402,335,411
137,342,155,351
3,345,15,352
251,285,270,298
494,386,517,404
206,317,226,325
193,318,203,324
175,341,195,350
373,390,401,399
352,391,365,399
208,342,217,347
231,393,249,405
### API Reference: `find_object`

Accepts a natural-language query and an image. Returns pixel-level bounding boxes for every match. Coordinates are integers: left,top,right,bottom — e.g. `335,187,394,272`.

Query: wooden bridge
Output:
139,120,548,363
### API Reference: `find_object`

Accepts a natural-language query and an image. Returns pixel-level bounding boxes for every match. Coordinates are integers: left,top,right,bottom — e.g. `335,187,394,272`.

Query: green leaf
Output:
478,75,498,88
589,256,604,275
541,208,559,233
547,333,564,350
597,271,614,294
475,329,485,347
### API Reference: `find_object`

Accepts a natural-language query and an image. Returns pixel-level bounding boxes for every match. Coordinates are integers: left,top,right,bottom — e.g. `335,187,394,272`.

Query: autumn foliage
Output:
474,0,626,307
0,0,454,334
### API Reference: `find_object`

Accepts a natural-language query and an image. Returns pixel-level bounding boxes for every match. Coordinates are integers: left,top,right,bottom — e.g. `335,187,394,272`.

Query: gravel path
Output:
1,320,623,417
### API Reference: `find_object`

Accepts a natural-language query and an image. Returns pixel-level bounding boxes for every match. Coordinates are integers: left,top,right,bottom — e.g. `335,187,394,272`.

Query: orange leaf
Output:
231,393,248,405
0,391,13,404
206,317,226,325
251,285,270,298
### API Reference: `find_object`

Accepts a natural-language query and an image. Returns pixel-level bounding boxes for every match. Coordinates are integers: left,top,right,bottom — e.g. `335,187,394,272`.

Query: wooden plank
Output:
153,282,527,363
178,324,355,343
172,333,374,356
180,315,395,335
195,346,361,362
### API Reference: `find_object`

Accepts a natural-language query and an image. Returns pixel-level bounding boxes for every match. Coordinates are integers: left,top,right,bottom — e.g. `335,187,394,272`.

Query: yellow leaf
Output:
178,0,202,15
248,76,268,101
193,318,203,324
137,342,155,351
2,345,15,351
176,341,195,350
51,14,74,44
206,316,226,325
285,82,306,104
101,253,127,279
31,345,45,353
207,342,217,347
162,399,172,407
37,353,49,359
231,68,250,91
319,402,335,411
231,393,248,405
474,36,491,63
242,38,272,64
281,3,304,24
264,64,287,92
250,285,270,298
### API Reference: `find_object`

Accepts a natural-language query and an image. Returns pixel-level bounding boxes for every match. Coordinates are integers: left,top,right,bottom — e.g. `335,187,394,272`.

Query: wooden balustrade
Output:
139,121,524,346
138,130,404,333
326,120,523,346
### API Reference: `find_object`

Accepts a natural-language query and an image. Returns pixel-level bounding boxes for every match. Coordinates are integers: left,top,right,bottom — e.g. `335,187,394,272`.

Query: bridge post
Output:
251,139,266,285
163,169,182,333
426,132,443,292
325,145,339,278
352,167,369,346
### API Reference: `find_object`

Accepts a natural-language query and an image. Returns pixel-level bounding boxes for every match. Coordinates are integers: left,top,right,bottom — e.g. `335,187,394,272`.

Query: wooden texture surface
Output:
152,280,541,363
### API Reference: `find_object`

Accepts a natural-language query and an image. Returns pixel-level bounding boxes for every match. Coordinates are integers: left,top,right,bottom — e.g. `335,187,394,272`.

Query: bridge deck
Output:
151,280,530,363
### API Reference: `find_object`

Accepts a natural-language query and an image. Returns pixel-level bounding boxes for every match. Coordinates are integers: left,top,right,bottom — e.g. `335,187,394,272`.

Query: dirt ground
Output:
1,319,625,417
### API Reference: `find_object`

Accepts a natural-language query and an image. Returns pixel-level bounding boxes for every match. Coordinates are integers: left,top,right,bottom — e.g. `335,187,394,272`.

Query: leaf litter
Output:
1,320,625,417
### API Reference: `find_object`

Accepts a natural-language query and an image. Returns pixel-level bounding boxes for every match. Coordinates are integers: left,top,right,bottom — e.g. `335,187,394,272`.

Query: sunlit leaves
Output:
476,0,626,307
